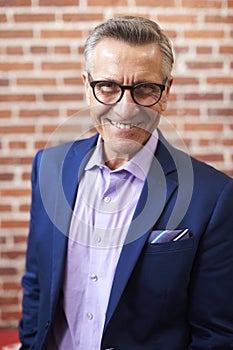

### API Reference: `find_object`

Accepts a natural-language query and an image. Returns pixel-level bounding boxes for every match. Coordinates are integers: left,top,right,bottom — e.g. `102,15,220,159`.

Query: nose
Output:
114,89,140,119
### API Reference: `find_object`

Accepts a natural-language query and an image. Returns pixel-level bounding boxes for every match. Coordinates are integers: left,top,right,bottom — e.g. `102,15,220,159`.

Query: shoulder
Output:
158,131,233,196
33,133,99,167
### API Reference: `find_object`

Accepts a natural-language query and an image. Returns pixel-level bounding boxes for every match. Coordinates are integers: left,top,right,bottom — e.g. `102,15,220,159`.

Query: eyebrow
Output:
94,77,160,85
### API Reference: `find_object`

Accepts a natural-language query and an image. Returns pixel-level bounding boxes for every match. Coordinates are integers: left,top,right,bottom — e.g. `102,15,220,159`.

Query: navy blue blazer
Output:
19,132,233,350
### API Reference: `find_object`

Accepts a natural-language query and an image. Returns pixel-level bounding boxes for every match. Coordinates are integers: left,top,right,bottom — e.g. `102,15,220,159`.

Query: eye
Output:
95,81,120,94
134,83,161,98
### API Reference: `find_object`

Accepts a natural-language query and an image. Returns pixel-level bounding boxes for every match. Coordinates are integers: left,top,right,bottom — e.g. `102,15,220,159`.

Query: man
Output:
19,16,233,350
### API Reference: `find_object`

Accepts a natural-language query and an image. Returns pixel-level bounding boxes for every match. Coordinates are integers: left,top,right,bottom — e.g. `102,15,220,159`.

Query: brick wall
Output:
0,0,232,329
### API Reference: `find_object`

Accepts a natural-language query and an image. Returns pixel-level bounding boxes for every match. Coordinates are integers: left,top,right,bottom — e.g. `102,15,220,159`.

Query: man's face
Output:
83,38,172,169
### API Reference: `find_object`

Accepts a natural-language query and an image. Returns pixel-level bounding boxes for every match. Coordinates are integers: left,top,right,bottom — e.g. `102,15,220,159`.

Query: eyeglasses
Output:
88,74,166,107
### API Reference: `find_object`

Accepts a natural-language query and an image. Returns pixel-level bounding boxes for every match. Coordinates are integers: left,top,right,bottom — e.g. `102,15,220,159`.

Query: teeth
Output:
111,121,136,129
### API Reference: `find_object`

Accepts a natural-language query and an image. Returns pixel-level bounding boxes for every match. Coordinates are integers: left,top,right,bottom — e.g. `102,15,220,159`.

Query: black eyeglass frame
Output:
88,74,166,107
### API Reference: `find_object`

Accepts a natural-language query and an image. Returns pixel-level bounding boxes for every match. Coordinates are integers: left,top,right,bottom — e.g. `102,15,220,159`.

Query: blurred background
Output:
0,0,232,345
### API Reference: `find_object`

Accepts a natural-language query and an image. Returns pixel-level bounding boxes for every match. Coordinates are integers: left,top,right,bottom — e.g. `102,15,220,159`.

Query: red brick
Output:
1,188,31,197
17,78,56,86
14,13,55,22
6,46,24,55
196,46,212,54
1,220,29,228
182,0,222,7
41,62,81,70
0,156,32,165
207,77,233,85
208,109,233,117
135,0,174,5
184,30,224,39
0,79,9,86
42,124,82,133
88,0,127,5
157,14,197,23
2,311,22,321
66,109,81,116
0,94,36,102
63,13,103,21
184,93,223,101
34,141,48,149
0,110,11,118
0,30,33,38
219,46,233,54
54,46,71,54
173,76,199,85
0,14,7,22
78,46,85,55
0,62,34,71
186,62,223,69
9,141,27,149
199,139,212,146
205,15,233,23
174,46,189,54
0,297,19,306
0,125,35,133
30,46,48,54
222,139,233,146
0,173,14,181
43,93,83,101
184,123,223,131
19,109,58,117
19,204,30,212
22,172,31,180
2,251,26,259
228,0,233,7
39,0,79,5
164,108,200,117
2,282,22,291
194,154,224,162
40,30,82,38
64,77,83,85
14,235,27,243
0,204,12,212
164,30,177,39
0,0,31,5
0,267,18,275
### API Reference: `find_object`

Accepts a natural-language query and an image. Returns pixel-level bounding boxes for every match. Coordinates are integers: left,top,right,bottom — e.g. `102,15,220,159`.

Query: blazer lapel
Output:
104,134,179,330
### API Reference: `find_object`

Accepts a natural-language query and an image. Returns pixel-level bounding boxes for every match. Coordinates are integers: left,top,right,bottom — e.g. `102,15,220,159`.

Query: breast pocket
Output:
145,229,194,254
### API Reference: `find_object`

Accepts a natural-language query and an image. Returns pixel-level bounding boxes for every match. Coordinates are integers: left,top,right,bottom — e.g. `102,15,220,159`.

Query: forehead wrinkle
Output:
91,39,163,83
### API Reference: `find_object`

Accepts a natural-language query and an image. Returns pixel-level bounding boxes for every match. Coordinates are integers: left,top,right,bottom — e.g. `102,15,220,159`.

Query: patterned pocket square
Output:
148,229,190,244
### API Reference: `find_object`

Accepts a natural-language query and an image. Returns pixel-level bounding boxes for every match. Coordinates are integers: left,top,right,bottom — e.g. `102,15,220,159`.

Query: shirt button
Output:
94,235,102,243
90,274,98,282
103,196,111,203
87,312,93,320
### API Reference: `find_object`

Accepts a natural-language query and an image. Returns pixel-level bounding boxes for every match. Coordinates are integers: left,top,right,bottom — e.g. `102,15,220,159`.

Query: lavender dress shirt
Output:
45,129,158,350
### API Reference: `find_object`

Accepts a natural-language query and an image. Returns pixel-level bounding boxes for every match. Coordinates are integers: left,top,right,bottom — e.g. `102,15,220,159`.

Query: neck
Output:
104,157,129,170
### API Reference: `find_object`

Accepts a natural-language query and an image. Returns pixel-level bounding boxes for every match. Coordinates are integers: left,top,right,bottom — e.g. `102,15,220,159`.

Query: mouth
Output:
110,120,139,130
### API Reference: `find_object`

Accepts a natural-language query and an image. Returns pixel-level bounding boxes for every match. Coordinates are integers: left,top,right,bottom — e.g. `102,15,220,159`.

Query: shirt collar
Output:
85,128,159,181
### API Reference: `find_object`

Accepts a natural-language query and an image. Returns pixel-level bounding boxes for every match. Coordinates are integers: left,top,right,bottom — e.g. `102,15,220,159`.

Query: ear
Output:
160,75,173,112
82,72,91,106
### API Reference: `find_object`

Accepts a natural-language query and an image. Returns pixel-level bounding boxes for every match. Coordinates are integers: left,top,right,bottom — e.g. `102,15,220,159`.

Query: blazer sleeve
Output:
188,178,233,349
18,151,42,349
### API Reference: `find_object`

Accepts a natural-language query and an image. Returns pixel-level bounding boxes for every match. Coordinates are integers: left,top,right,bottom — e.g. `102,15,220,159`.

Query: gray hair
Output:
84,16,174,81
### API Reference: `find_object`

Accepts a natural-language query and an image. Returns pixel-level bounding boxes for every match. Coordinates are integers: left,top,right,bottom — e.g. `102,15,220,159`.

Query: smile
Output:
111,121,138,129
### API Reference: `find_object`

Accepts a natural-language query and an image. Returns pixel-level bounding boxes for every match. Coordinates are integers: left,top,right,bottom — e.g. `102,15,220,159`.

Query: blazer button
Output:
45,320,50,329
